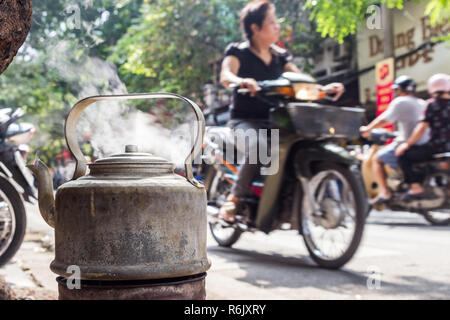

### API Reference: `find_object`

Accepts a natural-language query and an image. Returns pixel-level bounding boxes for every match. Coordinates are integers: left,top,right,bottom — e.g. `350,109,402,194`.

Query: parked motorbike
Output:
361,128,450,226
0,107,37,266
200,72,369,269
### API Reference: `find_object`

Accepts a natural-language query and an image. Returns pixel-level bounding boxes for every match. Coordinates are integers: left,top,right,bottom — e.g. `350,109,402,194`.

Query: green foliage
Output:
0,55,75,165
0,0,142,165
273,0,325,71
110,0,325,97
425,0,450,24
425,0,450,41
1,0,447,166
306,0,450,43
110,0,246,97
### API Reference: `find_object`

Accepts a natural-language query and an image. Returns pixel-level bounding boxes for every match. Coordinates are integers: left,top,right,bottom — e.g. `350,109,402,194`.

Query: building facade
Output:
357,1,450,105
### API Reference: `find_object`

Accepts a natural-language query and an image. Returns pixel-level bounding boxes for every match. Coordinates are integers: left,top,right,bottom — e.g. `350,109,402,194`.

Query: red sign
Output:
376,82,394,116
375,58,394,131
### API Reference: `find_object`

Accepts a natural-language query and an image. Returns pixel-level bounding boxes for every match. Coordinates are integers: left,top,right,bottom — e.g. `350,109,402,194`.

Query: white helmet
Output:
427,73,450,96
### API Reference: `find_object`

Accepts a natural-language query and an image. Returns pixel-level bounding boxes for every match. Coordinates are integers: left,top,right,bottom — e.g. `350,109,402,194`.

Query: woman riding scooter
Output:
219,0,344,223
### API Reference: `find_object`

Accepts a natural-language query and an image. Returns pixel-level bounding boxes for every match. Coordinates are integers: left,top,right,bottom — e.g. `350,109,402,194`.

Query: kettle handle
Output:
64,93,205,188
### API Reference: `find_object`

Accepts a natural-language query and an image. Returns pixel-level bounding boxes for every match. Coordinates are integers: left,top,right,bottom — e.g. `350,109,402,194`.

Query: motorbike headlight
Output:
274,86,295,97
293,83,326,101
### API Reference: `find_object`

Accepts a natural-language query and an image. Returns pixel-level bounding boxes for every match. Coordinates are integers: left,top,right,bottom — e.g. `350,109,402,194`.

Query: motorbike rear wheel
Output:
0,175,26,266
423,210,450,226
422,171,450,226
301,163,366,269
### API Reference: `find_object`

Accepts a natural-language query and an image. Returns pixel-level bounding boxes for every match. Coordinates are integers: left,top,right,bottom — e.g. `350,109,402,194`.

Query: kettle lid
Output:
88,145,175,176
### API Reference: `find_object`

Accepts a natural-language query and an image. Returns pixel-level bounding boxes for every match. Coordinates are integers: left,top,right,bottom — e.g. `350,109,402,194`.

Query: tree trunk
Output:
0,0,33,75
0,276,17,300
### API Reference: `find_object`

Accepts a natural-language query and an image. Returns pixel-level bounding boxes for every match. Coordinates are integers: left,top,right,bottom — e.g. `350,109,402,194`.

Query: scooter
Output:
0,107,37,266
361,128,450,226
201,72,369,269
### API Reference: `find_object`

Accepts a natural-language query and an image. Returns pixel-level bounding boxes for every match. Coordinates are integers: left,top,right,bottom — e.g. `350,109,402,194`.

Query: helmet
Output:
392,75,416,92
427,73,450,96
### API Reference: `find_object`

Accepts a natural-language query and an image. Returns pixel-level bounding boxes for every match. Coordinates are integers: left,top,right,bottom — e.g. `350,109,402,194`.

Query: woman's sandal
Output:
219,201,237,223
370,195,392,205
400,192,426,202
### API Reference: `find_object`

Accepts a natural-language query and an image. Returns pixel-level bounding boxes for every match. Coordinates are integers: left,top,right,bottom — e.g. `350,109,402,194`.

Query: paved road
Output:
1,203,449,299
206,210,450,300
0,202,57,298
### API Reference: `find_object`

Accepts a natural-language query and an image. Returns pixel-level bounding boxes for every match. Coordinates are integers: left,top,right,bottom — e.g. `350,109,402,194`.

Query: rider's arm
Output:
395,121,430,156
367,117,391,131
220,55,242,89
220,55,260,96
360,117,391,138
360,99,402,137
406,121,429,147
284,62,302,73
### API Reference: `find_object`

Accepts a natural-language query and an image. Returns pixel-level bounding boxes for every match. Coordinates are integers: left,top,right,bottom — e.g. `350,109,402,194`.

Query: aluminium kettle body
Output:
29,93,210,281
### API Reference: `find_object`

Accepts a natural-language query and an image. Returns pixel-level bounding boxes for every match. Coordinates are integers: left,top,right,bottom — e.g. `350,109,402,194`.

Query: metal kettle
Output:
28,93,210,281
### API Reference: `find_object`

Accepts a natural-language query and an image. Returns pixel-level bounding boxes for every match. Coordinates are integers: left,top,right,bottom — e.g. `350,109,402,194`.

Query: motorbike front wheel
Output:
0,175,27,266
301,163,367,269
206,167,243,247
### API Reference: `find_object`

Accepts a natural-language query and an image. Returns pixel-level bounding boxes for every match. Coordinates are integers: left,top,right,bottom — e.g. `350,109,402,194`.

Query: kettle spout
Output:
27,159,56,228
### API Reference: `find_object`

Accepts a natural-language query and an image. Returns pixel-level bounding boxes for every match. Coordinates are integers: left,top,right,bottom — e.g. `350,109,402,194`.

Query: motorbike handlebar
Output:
235,85,340,103
367,128,397,144
232,80,341,101
236,88,261,95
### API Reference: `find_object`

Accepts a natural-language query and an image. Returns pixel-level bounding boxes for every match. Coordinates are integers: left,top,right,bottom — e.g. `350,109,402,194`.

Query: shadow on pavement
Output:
208,244,450,299
208,245,372,294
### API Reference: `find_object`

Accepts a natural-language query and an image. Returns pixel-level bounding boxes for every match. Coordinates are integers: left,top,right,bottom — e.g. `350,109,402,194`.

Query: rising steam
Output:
46,40,196,168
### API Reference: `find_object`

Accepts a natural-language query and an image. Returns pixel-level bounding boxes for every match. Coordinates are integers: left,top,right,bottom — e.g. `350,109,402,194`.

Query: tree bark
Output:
0,0,33,75
0,276,17,300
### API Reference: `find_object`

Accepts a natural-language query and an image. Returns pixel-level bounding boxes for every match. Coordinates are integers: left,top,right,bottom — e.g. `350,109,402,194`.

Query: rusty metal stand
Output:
56,273,206,300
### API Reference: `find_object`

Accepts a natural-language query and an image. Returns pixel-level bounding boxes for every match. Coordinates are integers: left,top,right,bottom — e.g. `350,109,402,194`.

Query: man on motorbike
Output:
218,0,344,223
395,73,450,200
359,76,429,205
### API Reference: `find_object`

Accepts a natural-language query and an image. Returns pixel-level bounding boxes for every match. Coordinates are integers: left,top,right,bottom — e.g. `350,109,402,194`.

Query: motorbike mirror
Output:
12,108,25,118
281,72,316,84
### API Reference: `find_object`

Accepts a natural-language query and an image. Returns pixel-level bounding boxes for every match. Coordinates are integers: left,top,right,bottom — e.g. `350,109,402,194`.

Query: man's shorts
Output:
375,143,399,169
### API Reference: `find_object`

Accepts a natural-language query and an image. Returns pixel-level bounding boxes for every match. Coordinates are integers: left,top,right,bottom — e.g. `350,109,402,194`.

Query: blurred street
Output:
1,202,449,300
206,210,450,300
1,0,449,303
